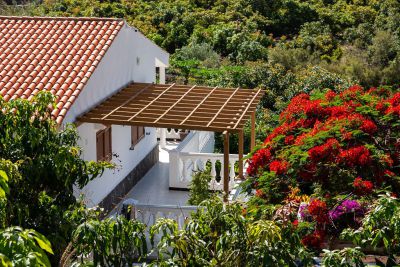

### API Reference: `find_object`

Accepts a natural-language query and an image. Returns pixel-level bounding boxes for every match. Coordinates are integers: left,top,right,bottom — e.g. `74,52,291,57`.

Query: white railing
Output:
120,200,198,259
168,130,245,191
156,128,190,140
131,203,198,230
169,152,242,191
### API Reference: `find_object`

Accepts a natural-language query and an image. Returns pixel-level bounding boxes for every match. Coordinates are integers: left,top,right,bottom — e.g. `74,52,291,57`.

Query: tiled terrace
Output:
113,142,189,213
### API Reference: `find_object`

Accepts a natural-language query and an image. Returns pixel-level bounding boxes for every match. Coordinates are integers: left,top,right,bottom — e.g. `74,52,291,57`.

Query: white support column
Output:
160,128,167,149
159,66,166,84
158,66,166,148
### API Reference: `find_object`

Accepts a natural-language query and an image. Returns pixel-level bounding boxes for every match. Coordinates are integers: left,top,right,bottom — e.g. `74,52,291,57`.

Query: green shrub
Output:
65,216,147,266
151,197,311,266
188,170,212,205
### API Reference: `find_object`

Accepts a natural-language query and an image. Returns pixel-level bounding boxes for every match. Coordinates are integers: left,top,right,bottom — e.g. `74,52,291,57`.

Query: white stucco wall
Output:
62,22,169,206
76,123,157,206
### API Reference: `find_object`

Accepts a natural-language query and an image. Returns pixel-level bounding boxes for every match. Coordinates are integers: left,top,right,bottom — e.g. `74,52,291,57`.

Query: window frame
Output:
96,126,112,161
130,126,145,149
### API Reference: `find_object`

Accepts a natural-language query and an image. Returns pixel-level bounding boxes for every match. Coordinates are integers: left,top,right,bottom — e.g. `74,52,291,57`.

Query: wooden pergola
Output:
78,82,264,200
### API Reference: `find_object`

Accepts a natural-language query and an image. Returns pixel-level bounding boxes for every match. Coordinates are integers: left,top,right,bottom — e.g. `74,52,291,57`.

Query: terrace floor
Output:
112,142,189,214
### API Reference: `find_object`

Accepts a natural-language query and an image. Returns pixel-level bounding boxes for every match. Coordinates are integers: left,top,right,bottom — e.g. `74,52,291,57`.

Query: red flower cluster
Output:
247,148,271,176
308,138,340,162
360,119,378,134
301,230,325,249
380,92,400,116
338,146,371,167
284,135,295,145
384,170,395,177
247,85,399,201
269,160,289,175
353,177,374,195
308,199,329,224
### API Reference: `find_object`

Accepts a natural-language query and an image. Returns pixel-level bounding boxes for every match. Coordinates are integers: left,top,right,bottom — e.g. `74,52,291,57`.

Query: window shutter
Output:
138,126,145,139
131,126,138,146
96,131,104,161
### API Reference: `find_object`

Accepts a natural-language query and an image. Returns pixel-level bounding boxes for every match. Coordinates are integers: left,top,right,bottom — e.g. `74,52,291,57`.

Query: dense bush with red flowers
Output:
244,85,400,250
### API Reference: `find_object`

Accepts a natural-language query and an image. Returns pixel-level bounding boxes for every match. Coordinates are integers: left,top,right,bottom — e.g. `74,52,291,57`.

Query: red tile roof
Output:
0,16,124,124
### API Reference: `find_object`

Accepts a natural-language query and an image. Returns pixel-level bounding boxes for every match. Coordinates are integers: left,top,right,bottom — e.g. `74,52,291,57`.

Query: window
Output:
131,126,145,148
96,126,112,161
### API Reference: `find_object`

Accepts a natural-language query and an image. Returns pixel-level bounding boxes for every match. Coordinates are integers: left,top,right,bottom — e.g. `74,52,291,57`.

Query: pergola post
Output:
238,129,244,179
159,66,166,84
158,66,167,148
159,128,167,149
250,111,256,151
223,130,230,202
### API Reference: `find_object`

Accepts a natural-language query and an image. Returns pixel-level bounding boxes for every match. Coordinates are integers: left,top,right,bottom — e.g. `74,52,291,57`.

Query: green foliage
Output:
341,194,400,263
0,92,112,263
188,170,212,205
4,0,400,88
150,197,310,266
321,247,365,267
66,216,147,266
0,227,53,267
174,43,221,68
0,166,53,267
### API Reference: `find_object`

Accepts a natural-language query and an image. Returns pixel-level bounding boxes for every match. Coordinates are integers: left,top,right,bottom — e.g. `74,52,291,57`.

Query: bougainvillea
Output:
246,85,400,250
329,200,364,221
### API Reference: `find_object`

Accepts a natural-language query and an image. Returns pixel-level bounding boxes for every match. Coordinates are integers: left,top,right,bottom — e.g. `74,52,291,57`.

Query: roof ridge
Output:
0,15,124,23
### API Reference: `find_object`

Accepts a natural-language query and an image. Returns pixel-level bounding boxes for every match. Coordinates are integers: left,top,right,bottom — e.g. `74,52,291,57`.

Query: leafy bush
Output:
0,166,53,267
0,92,112,263
341,194,400,265
150,197,311,266
245,85,400,249
0,227,53,267
64,215,147,266
188,170,212,205
321,247,365,267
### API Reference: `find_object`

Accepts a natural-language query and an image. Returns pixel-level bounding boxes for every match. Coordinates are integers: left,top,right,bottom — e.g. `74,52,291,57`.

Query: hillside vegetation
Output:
2,0,398,89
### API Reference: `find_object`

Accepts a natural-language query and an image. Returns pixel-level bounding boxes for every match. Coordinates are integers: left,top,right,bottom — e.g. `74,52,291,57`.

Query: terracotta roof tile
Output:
0,16,124,123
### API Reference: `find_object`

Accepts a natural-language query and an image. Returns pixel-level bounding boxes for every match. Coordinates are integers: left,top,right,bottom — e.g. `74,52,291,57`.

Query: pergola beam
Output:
128,83,176,121
238,129,244,179
206,87,240,127
78,83,264,132
250,111,256,151
101,83,152,120
223,130,230,202
154,85,197,123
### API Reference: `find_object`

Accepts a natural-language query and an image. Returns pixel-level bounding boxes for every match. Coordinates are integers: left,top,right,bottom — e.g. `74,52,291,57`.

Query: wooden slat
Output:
101,83,152,120
232,89,262,129
180,86,218,125
127,83,176,121
206,87,240,127
78,83,263,132
154,85,197,123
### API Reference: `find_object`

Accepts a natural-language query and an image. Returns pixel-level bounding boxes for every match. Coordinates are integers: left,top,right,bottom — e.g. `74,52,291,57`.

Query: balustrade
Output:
168,130,246,191
169,151,245,191
156,128,190,141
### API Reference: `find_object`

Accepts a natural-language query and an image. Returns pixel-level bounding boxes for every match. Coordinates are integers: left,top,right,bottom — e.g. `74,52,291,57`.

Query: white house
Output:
0,16,169,211
0,16,262,214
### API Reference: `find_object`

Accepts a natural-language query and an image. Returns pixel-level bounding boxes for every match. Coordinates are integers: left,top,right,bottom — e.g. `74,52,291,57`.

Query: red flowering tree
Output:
245,85,400,249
